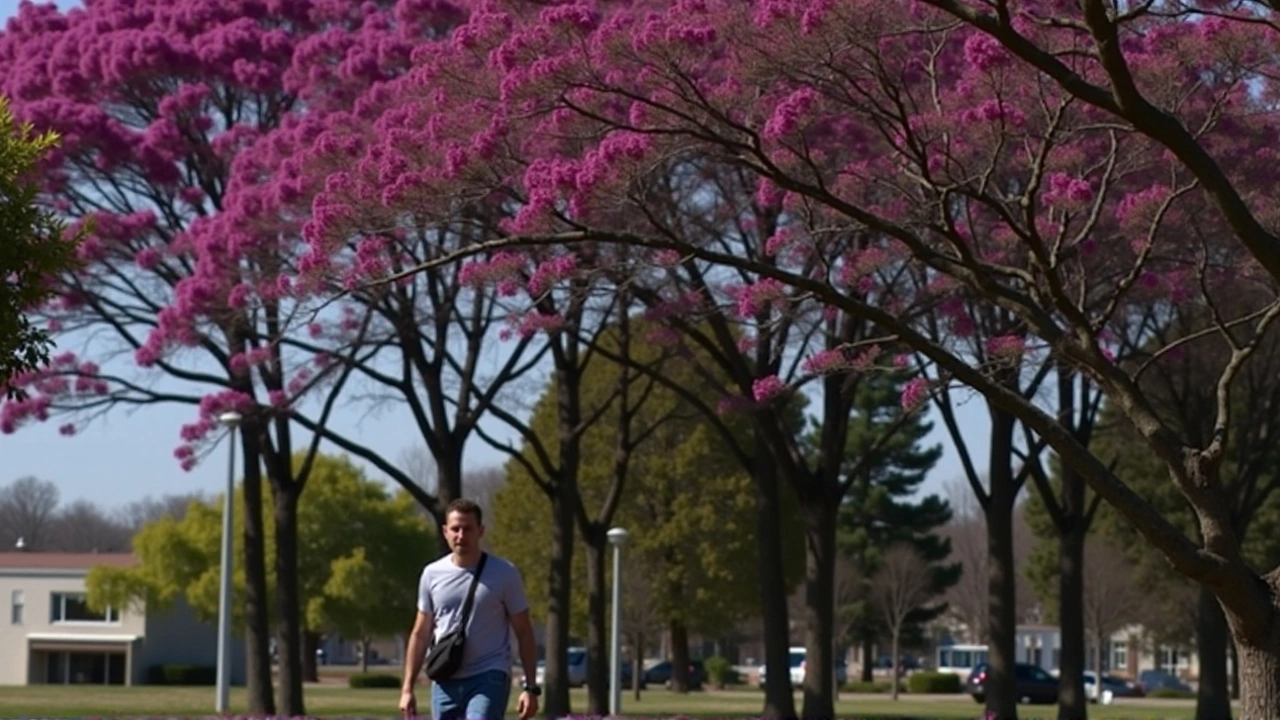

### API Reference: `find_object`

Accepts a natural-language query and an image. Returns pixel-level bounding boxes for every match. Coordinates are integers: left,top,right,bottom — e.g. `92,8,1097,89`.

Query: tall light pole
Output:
215,411,242,715
607,527,629,718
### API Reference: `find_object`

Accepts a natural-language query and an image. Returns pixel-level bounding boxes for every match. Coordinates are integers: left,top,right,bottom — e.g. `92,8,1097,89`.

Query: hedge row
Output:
147,664,216,686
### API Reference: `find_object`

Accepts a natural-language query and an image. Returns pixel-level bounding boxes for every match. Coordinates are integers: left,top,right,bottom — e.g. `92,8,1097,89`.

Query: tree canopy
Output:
0,95,77,397
87,453,430,635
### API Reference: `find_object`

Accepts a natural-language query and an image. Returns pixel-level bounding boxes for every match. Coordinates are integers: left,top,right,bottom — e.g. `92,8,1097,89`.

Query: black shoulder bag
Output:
424,553,488,681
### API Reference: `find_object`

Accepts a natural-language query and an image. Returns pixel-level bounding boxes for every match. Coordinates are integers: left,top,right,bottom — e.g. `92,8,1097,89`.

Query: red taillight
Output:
976,672,987,683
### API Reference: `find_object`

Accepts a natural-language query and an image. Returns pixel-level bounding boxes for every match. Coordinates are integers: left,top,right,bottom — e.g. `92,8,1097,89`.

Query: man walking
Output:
400,498,540,720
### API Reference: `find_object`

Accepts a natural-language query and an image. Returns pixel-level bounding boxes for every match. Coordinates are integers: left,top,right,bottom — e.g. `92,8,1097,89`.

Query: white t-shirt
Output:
417,553,530,679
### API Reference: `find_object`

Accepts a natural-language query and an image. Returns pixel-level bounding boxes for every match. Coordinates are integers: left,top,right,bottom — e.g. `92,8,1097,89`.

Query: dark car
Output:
966,662,1059,705
643,659,706,689
1137,669,1191,694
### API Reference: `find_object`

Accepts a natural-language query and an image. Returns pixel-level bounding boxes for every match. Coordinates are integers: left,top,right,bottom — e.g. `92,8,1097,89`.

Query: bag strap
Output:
457,552,488,639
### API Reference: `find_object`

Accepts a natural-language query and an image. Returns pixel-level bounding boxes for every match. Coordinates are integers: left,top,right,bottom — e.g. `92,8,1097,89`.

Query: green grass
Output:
0,685,1206,719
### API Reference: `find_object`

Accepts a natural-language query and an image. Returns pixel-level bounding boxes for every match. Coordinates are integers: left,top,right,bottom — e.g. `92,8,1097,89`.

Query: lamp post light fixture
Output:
215,411,242,715
606,527,629,718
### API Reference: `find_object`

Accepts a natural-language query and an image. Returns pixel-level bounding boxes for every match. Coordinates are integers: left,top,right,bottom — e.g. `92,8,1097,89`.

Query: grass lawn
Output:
0,685,1206,719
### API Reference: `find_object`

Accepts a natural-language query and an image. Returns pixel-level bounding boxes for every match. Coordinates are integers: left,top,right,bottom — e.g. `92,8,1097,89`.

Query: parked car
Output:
1083,671,1144,704
966,662,1059,705
643,660,705,689
756,648,848,688
534,647,637,688
1137,669,1191,694
757,647,805,688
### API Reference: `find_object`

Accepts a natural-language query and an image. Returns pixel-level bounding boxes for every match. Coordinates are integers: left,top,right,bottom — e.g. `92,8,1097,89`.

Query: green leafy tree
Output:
1024,428,1196,639
826,369,955,681
307,543,422,673
490,326,804,679
0,95,80,395
87,453,430,654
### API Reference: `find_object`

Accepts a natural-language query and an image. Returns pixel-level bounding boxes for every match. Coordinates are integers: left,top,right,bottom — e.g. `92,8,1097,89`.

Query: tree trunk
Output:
861,637,874,683
633,629,644,700
1234,630,1280,720
433,445,464,556
753,459,797,719
890,628,901,701
1196,586,1233,720
542,488,576,718
1094,632,1105,702
584,536,609,714
671,621,692,693
1057,477,1088,720
239,434,274,716
273,481,305,716
800,495,837,720
302,630,319,683
360,637,371,674
984,409,1020,720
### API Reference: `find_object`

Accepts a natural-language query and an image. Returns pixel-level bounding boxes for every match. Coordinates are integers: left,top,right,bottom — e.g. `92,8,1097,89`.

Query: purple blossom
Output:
752,374,788,402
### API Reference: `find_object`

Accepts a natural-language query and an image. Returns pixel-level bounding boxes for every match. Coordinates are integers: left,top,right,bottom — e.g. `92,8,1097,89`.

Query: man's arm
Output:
402,610,433,693
509,608,538,685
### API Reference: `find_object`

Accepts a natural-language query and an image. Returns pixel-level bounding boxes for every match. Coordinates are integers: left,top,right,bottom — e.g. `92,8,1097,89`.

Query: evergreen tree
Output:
818,369,957,680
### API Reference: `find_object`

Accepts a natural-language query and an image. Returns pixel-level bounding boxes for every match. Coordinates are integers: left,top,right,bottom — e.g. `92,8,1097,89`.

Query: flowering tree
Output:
468,266,621,718
589,168,936,717
0,0,484,712
294,2,1280,718
908,297,1058,715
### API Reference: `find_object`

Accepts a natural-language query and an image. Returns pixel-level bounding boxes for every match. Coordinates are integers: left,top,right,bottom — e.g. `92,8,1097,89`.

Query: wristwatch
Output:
523,683,541,696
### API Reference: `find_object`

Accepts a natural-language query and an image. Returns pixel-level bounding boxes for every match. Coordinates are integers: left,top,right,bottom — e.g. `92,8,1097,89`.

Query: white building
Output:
934,622,1197,682
0,551,244,686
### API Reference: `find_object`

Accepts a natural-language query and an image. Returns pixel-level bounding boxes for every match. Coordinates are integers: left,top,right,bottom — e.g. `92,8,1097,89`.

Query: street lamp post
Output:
215,411,242,715
606,527,629,718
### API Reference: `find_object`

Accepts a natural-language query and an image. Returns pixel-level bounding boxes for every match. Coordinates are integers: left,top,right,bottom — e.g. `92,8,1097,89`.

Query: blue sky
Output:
0,0,991,514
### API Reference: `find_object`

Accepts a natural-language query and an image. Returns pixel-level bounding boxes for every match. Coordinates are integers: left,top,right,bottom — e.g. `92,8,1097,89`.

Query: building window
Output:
1159,646,1189,671
50,593,118,624
1110,640,1127,672
10,590,23,624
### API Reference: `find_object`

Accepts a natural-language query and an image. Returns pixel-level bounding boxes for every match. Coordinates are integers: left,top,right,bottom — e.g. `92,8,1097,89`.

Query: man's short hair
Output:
445,497,483,526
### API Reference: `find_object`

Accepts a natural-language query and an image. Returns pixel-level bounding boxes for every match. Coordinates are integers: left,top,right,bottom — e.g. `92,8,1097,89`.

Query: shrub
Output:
702,655,738,687
905,670,963,694
349,672,402,688
147,663,216,686
844,680,896,693
1149,687,1195,699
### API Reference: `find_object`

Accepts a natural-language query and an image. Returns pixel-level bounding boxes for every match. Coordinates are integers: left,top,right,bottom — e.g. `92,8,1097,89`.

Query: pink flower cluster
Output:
801,348,849,375
763,87,821,140
751,374,788,402
1,354,109,435
459,251,528,288
1042,172,1094,207
985,334,1026,360
900,376,929,412
528,255,578,296
732,278,788,318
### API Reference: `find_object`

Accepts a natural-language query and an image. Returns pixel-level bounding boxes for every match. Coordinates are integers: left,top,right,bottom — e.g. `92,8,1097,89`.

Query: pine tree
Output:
815,369,958,681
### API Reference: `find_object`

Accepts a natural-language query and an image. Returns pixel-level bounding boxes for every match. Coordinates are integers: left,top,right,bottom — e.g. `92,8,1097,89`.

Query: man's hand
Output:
399,689,417,717
517,690,539,720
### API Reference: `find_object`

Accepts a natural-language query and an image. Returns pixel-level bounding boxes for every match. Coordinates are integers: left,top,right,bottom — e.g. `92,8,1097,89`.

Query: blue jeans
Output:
431,669,510,720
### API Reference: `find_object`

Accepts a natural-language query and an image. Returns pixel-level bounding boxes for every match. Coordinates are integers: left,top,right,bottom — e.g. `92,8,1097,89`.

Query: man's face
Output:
444,510,483,554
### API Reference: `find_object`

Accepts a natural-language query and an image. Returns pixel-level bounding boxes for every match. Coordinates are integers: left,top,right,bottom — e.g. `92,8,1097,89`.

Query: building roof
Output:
0,552,137,570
